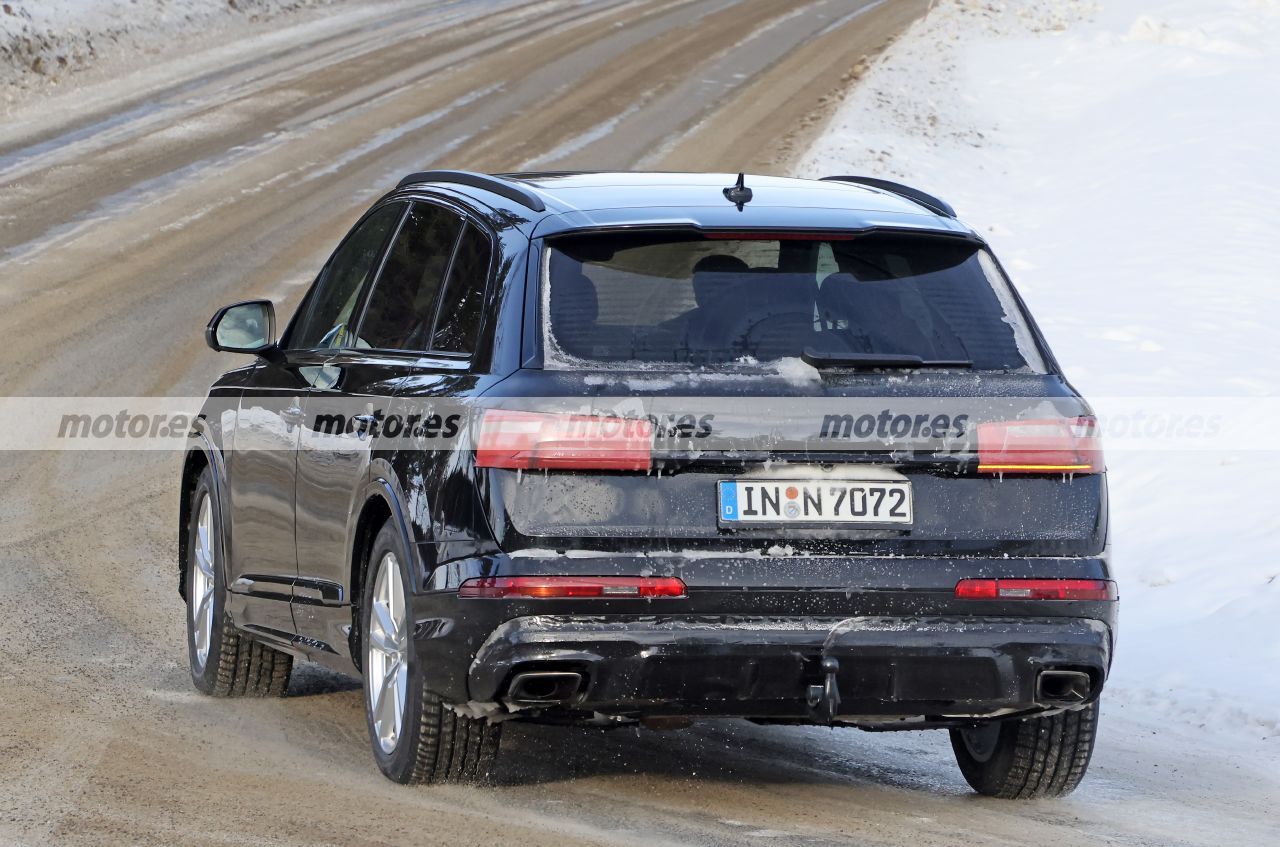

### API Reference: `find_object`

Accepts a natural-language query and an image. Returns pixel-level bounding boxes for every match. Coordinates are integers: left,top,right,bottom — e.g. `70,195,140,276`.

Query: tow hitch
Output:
806,656,842,724
809,619,861,724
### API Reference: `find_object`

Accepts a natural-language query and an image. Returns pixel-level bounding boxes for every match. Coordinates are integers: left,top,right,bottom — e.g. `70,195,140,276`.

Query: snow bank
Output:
801,0,1280,740
0,0,339,96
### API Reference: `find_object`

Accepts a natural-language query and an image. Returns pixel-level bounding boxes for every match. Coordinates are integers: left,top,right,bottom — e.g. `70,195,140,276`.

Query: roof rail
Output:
494,170,598,179
819,176,956,218
396,170,547,212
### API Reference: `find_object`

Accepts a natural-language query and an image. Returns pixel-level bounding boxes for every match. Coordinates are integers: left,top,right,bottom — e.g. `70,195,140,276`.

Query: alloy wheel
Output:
190,492,216,671
366,551,409,754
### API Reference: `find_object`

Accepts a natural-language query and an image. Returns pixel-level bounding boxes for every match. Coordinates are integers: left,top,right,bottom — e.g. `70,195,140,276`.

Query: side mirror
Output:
206,300,276,354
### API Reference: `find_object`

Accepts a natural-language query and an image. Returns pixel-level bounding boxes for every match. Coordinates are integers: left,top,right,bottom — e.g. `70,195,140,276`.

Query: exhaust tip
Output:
506,671,584,705
1037,669,1093,705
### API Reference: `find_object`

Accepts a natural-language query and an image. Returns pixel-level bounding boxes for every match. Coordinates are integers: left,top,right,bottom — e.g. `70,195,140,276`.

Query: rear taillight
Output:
955,578,1117,601
458,576,687,599
976,416,1104,474
475,410,653,471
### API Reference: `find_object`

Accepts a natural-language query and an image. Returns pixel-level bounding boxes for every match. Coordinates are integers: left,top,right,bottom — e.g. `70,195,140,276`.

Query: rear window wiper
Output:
800,349,973,369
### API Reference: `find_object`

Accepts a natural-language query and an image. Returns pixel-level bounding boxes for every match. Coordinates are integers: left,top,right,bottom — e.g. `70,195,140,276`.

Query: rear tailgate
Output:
472,227,1105,568
476,368,1106,560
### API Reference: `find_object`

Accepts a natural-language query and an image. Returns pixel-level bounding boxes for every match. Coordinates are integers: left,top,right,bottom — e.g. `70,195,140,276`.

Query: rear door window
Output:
357,202,464,351
544,232,1045,372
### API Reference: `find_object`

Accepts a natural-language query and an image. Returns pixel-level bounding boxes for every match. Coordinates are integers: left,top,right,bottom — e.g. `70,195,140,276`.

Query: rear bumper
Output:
465,614,1112,721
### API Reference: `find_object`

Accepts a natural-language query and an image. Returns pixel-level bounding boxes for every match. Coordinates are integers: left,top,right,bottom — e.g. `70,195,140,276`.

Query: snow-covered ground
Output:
0,0,342,99
801,0,1280,748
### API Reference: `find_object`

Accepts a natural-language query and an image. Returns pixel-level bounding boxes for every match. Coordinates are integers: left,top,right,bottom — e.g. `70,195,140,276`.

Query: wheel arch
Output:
348,476,422,669
179,432,228,601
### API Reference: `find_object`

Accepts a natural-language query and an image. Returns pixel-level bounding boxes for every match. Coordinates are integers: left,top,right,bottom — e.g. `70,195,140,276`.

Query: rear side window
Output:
544,232,1045,372
358,202,463,351
431,222,492,354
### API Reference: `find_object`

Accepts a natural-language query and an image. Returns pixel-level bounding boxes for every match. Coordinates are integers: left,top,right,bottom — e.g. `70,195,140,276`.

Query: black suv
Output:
183,171,1114,797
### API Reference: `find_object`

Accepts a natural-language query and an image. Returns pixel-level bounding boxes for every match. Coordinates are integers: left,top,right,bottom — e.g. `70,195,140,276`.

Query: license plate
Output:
718,479,913,525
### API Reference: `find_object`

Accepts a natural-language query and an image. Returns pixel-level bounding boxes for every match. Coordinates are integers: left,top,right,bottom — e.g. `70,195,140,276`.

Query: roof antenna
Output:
723,172,753,211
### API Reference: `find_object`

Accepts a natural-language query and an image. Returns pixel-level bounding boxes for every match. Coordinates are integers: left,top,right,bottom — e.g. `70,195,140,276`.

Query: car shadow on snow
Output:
286,661,361,696
495,718,965,795
280,662,967,795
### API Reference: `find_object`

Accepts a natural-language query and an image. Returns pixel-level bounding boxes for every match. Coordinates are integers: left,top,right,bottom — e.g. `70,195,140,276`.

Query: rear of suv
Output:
186,171,1113,798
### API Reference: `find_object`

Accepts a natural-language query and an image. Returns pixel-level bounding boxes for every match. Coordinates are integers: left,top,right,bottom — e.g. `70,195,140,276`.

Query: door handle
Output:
282,405,305,431
352,413,378,439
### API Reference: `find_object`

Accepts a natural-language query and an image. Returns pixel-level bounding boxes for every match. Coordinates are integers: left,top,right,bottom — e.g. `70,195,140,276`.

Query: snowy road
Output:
1,0,1276,844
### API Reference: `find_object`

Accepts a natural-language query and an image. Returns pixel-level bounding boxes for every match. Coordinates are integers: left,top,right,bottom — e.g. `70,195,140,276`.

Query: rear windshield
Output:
543,232,1046,372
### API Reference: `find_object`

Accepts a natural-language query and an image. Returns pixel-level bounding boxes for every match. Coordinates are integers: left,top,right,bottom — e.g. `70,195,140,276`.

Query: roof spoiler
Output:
396,170,547,212
820,176,956,218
